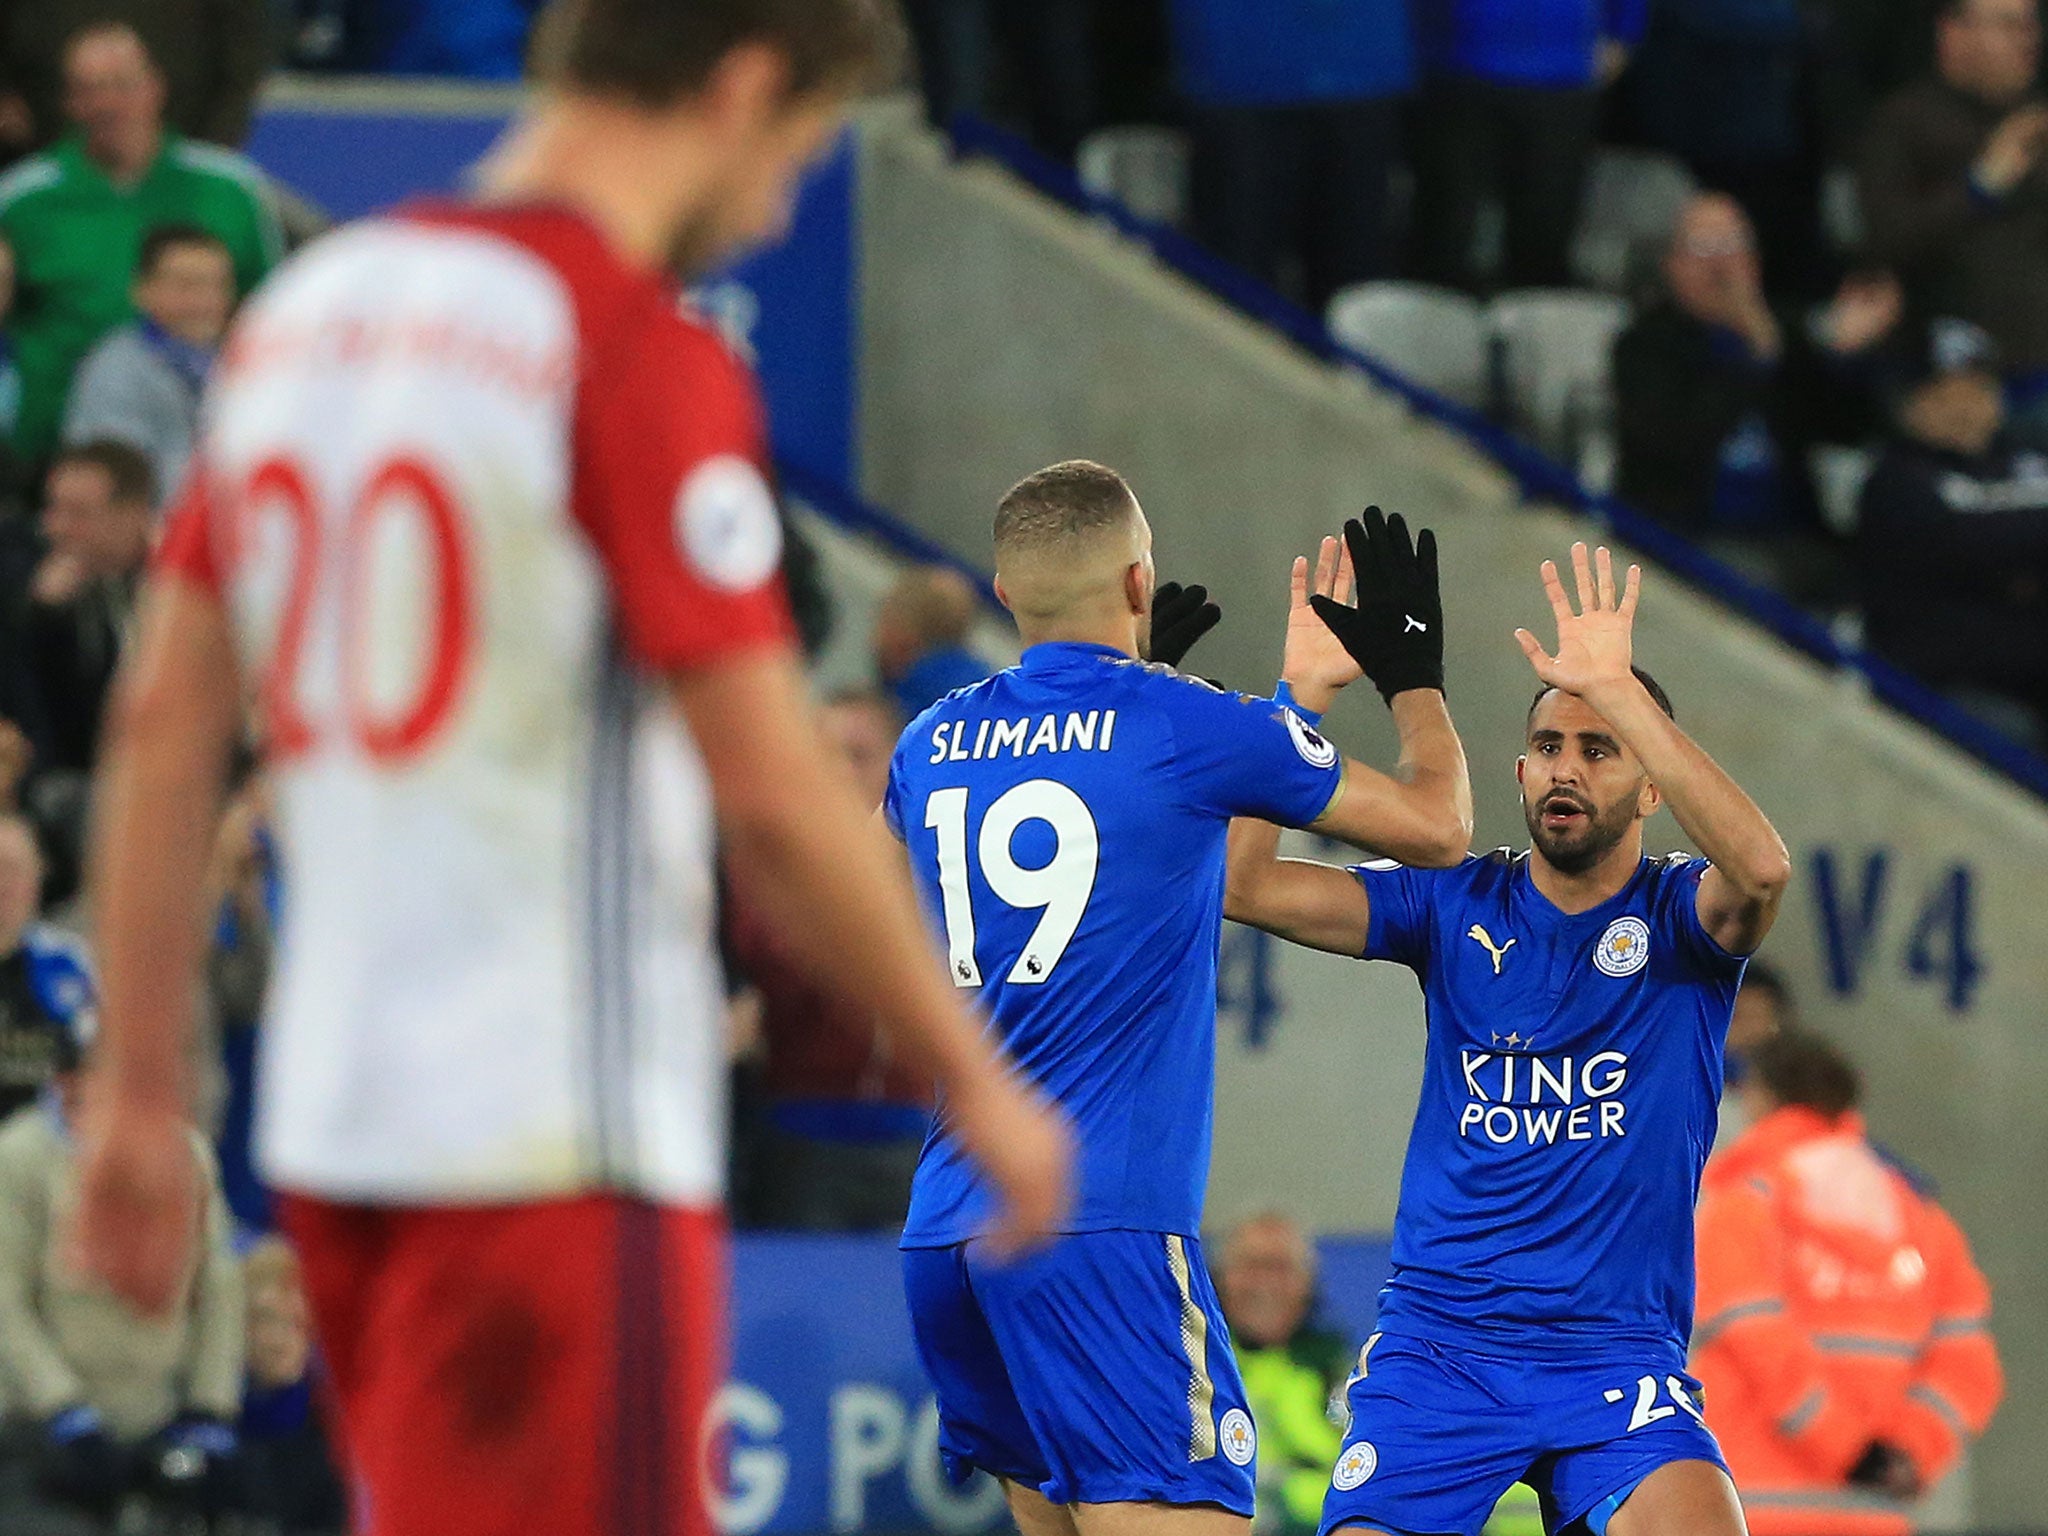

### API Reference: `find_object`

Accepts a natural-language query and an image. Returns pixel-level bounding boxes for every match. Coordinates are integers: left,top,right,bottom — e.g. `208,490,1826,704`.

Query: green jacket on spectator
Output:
0,129,279,464
1235,1324,1352,1536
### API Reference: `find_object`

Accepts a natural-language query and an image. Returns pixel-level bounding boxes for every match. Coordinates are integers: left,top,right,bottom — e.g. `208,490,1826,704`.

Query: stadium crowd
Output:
214,1,2048,748
0,6,2015,1534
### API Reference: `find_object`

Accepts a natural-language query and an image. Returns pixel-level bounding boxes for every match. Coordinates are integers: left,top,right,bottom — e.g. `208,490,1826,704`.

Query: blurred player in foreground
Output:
891,465,1472,1536
67,3,1070,1534
1227,538,1792,1536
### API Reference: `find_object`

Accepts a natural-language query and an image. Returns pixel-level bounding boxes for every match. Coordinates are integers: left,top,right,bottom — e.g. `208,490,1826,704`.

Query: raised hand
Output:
1513,542,1640,700
1147,581,1221,669
1281,535,1362,713
1311,506,1445,706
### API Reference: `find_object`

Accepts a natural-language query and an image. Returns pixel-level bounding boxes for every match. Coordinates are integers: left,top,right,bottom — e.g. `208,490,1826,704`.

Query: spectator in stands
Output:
1810,0,1940,166
1613,193,1901,537
238,1236,346,1534
0,815,92,1125
0,1021,245,1527
1171,0,1414,308
1625,0,1826,298
1215,1212,1350,1536
904,0,1098,163
0,23,281,467
1692,1031,2004,1535
346,0,547,80
63,224,231,501
1857,315,2048,740
1409,0,1643,291
728,691,936,1231
874,564,991,719
11,442,155,779
1860,0,2048,446
0,0,272,154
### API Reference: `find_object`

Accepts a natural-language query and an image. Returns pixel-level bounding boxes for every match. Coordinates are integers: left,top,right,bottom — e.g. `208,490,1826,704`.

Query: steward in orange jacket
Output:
1692,1032,2002,1536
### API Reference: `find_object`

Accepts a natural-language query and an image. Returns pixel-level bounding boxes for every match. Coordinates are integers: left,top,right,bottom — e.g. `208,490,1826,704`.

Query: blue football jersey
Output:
1355,849,1745,1363
887,641,1345,1245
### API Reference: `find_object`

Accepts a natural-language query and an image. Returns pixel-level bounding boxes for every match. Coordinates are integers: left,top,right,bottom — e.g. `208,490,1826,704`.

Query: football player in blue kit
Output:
1225,537,1792,1536
886,461,1474,1536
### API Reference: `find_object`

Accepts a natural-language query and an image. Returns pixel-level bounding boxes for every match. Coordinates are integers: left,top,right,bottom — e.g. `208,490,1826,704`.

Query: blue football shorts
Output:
1318,1332,1727,1536
902,1230,1258,1512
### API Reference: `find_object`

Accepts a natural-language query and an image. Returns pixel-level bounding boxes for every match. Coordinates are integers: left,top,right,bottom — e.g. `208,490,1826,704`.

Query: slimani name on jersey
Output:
928,710,1119,763
887,643,1343,1246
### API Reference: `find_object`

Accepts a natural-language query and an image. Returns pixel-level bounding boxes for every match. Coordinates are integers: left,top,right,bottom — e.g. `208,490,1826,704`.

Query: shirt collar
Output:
57,129,172,194
1514,852,1656,924
1019,641,1132,670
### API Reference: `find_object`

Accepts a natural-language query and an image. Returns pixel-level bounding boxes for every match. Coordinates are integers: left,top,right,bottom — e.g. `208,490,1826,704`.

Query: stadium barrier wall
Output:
724,1232,1392,1536
853,102,2048,1527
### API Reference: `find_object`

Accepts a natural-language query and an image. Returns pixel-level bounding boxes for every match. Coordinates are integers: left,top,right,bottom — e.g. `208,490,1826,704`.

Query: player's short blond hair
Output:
992,460,1141,564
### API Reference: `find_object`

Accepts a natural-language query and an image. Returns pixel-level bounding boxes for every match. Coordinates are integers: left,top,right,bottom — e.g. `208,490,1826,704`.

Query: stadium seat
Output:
1487,288,1632,467
1076,125,1191,230
1571,150,1696,296
1326,282,1491,411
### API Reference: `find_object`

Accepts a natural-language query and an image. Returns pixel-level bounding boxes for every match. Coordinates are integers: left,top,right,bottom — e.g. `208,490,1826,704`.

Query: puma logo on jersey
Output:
1404,615,1428,633
1467,924,1516,974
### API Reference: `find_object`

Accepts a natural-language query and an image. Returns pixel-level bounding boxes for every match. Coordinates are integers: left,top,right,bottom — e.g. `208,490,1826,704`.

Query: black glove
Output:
1147,581,1222,668
1309,506,1444,706
36,1405,127,1517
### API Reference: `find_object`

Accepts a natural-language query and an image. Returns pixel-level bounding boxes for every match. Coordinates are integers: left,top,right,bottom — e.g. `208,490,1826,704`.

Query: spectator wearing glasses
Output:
1861,0,2048,445
1613,193,1901,538
0,23,280,467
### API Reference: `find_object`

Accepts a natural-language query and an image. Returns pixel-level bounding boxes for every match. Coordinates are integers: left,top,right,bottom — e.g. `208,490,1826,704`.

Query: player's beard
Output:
1522,783,1639,876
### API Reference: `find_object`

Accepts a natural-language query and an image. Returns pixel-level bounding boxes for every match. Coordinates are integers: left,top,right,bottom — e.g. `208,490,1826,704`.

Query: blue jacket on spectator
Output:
1171,0,1415,106
21,924,93,1033
1417,0,1648,87
347,0,546,79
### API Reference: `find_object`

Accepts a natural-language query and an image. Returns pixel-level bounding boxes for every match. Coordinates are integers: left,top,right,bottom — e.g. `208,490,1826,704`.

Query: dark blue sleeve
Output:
1352,859,1436,970
1654,856,1748,980
1165,679,1345,826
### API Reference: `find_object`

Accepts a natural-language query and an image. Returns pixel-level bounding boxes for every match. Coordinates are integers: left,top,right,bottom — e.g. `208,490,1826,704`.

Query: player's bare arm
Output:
1515,543,1790,955
1226,518,1471,952
70,577,242,1315
675,651,1070,1254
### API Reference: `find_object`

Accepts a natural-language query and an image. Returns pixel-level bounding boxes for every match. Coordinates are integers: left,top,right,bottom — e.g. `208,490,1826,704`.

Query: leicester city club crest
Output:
1593,916,1651,978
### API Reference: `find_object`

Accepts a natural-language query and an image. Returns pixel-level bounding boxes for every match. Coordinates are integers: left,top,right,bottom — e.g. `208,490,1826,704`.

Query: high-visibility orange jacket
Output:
1692,1107,2003,1536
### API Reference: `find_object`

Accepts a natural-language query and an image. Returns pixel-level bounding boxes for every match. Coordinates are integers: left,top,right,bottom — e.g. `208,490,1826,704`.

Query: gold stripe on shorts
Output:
1166,1234,1216,1460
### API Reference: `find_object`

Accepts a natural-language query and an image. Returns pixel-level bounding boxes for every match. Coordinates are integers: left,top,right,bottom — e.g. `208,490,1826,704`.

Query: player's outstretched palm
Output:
1514,542,1640,700
1283,535,1361,707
